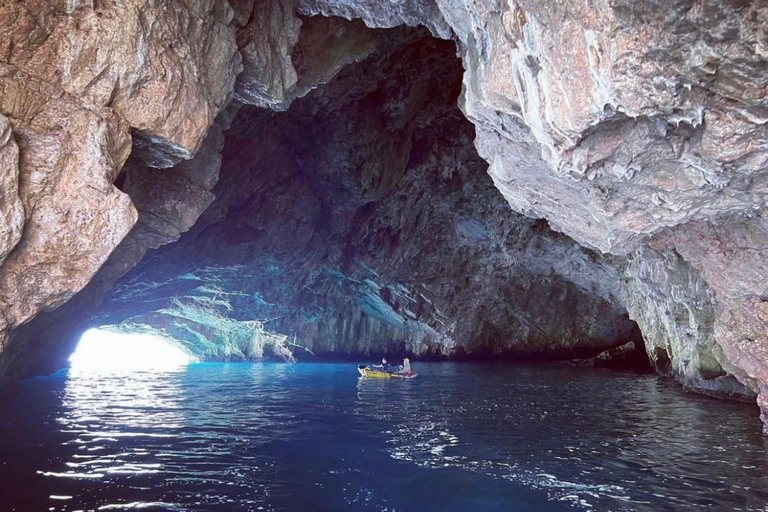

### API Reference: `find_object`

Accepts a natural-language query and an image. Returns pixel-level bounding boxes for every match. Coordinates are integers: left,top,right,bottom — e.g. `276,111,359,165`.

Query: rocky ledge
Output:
0,1,765,430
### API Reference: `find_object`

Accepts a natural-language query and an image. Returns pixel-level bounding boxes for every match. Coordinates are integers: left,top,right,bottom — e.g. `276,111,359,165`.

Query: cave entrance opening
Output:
69,328,195,371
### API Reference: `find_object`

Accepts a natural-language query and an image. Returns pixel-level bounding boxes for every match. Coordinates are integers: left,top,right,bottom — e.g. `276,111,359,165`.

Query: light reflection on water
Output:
1,362,768,511
50,366,186,483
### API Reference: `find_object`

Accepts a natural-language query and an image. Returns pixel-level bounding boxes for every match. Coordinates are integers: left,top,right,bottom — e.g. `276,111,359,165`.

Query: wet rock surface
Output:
586,341,650,370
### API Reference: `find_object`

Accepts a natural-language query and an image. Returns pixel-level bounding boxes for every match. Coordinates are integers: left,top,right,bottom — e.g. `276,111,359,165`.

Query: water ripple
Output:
1,363,767,511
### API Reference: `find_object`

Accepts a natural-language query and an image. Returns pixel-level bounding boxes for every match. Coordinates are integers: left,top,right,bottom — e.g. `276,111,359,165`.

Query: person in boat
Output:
399,358,413,376
372,357,392,372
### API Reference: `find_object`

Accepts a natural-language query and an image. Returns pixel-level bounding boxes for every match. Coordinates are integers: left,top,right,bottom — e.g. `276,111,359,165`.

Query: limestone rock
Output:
0,114,23,264
297,0,451,38
439,0,768,254
234,0,301,108
287,16,382,104
655,218,768,421
0,64,135,334
621,243,754,401
0,0,244,380
234,8,388,111
0,0,242,166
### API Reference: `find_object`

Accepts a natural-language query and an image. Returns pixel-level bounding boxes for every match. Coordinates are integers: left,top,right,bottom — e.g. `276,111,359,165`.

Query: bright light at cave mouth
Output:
69,328,194,370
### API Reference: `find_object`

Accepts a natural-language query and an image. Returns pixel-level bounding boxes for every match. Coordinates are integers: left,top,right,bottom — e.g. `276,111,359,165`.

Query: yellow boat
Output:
357,365,417,379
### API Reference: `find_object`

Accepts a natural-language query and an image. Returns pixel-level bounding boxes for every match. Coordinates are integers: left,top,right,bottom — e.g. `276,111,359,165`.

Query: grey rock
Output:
444,0,768,254
621,244,754,401
584,340,649,370
297,0,452,38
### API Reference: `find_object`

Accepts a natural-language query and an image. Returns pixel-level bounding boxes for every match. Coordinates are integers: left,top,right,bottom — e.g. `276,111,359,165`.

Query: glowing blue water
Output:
1,362,767,511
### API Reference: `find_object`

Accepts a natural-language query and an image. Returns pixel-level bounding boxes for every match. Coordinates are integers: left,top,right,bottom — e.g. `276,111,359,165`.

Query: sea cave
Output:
0,1,767,511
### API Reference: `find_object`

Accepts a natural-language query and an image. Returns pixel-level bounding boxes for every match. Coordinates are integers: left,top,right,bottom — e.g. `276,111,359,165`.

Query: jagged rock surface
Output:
0,0,250,379
0,0,242,165
441,0,767,253
621,244,753,400
297,0,451,38
96,34,639,361
0,114,23,265
431,0,767,426
0,64,135,376
654,219,768,419
1,120,226,381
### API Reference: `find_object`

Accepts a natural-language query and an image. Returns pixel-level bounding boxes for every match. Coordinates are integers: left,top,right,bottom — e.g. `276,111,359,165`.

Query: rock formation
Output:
0,1,765,430
93,32,639,361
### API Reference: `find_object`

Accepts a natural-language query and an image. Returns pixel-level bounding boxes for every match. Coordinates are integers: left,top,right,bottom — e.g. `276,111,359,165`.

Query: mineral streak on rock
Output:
0,114,23,265
621,244,754,401
654,218,768,418
445,0,768,254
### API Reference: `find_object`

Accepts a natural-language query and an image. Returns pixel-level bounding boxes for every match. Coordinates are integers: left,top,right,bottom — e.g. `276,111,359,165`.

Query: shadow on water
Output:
0,362,767,511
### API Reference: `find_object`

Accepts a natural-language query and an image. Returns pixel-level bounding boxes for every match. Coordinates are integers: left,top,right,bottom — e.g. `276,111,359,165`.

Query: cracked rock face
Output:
0,114,23,265
0,0,765,432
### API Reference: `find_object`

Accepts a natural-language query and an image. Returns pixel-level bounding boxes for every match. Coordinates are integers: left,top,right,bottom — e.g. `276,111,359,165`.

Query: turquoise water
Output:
1,362,767,511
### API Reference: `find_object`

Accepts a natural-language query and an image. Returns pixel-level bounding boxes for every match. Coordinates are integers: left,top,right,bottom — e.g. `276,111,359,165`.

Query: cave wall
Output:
94,32,639,361
313,0,767,419
433,0,768,421
0,0,765,428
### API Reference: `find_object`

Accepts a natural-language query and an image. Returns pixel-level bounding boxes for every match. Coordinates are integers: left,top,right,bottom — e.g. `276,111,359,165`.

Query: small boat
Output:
357,365,417,379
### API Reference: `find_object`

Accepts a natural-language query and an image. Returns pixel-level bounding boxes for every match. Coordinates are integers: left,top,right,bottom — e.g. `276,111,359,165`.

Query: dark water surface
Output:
1,362,767,511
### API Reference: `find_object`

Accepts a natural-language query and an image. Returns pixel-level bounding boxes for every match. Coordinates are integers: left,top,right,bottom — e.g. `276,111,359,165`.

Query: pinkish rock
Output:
0,114,24,264
0,64,135,333
0,0,242,166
